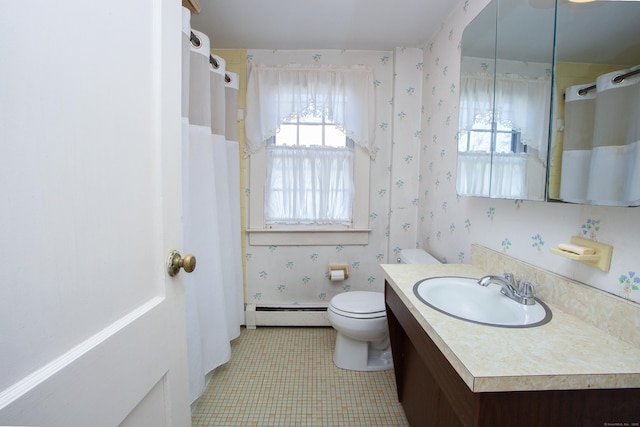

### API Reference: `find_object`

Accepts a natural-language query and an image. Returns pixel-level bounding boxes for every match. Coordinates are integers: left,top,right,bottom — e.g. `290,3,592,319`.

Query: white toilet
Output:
327,249,440,371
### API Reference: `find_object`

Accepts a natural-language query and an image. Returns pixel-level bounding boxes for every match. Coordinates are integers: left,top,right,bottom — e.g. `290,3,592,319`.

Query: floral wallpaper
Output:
389,48,424,256
243,49,423,306
238,1,639,307
419,0,640,304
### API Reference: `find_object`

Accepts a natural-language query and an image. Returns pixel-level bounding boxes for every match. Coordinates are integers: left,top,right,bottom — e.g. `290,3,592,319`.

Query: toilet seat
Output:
329,291,386,319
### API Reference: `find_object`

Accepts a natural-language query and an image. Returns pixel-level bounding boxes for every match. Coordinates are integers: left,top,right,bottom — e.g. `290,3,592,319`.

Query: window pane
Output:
299,111,323,124
468,130,491,151
276,124,298,146
459,132,470,151
325,126,347,147
494,132,513,153
299,125,322,147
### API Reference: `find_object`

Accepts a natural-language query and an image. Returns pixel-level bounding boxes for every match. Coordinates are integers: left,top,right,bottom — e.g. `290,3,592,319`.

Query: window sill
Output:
247,228,371,246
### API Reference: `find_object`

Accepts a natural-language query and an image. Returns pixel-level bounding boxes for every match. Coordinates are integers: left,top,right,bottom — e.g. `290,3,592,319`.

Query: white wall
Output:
419,0,640,304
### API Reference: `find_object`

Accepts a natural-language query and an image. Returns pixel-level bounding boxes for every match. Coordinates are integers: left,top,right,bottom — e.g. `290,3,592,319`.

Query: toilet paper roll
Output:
330,270,345,281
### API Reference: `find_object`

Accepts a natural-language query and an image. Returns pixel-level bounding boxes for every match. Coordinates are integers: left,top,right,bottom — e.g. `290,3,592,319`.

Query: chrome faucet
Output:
477,273,536,305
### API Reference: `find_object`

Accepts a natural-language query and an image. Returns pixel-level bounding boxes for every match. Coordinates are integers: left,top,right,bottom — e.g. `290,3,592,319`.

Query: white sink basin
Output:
413,276,552,328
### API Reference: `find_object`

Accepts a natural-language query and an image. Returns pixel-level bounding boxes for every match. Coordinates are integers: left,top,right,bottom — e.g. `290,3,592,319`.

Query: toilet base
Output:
333,332,393,372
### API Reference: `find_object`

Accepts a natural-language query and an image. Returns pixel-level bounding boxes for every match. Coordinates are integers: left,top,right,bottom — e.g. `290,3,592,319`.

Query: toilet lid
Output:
329,291,386,316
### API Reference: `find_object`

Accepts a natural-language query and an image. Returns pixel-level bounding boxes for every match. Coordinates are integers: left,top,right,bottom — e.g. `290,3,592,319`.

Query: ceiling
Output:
188,0,640,65
189,0,459,50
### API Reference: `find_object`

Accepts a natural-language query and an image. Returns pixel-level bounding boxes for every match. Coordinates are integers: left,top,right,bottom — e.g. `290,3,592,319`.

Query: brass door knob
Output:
167,250,197,276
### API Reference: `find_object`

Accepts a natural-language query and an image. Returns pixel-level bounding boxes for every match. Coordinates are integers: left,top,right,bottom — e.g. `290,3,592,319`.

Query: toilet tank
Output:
398,249,440,265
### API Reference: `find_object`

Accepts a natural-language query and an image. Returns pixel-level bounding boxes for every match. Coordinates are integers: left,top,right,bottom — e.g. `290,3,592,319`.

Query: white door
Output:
0,1,190,426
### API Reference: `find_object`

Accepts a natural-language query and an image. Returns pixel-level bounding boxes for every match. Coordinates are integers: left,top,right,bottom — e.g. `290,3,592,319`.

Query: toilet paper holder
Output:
328,264,349,280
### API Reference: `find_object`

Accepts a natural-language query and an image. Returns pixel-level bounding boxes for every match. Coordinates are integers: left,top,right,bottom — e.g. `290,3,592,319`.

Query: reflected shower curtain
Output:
182,10,243,405
559,86,596,203
560,67,640,206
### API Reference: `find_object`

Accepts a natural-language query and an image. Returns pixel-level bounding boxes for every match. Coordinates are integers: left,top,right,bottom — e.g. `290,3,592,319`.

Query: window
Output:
458,71,550,161
249,133,370,245
274,113,351,149
245,64,373,245
265,112,354,227
458,121,526,154
457,119,530,198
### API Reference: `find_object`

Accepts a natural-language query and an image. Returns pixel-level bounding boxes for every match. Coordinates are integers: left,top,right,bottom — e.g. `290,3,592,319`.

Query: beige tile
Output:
192,327,409,427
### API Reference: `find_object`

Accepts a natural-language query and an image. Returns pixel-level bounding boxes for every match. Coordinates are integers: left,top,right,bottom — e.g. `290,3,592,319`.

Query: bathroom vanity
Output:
382,262,640,427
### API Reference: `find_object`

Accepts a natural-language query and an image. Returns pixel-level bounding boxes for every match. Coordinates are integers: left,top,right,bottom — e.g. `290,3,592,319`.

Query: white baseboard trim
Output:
245,304,331,328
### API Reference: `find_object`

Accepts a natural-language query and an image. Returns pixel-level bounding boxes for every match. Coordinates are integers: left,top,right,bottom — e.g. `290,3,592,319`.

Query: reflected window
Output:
459,121,525,154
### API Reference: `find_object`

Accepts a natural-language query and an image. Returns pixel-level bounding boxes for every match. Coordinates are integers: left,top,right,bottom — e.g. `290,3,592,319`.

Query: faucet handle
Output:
520,281,535,297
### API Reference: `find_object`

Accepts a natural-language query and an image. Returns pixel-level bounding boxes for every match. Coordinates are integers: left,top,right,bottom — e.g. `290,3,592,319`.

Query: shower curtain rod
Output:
190,30,227,78
209,55,219,69
577,67,640,96
190,31,201,47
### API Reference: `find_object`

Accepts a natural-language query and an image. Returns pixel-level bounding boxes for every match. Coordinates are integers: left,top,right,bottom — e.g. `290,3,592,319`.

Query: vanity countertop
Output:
381,263,640,393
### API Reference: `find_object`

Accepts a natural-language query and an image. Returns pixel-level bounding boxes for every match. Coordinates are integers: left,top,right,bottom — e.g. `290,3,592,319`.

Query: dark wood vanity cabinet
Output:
385,281,640,427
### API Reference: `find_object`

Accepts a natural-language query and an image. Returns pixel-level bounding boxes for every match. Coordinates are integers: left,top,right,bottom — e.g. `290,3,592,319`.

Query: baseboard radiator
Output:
245,304,331,329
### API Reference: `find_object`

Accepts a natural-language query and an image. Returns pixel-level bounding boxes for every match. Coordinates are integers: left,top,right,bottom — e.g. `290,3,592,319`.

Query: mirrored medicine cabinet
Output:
457,0,640,206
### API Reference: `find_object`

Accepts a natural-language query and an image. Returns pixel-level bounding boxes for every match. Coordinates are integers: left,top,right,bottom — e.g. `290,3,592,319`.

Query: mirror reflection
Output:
549,1,640,206
457,0,554,201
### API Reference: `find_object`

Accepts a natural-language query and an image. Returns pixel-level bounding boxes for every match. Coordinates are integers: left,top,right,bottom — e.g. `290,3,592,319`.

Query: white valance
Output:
245,64,375,157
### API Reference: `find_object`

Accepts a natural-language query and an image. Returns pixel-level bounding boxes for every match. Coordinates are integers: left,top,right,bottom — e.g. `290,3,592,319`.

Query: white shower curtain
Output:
224,73,245,330
211,70,244,338
182,10,243,405
560,66,640,206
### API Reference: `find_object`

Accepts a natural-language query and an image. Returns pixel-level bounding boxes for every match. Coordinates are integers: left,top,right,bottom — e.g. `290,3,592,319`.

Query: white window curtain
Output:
265,145,354,225
457,151,528,198
490,152,528,198
245,64,375,157
459,72,551,162
459,72,494,132
494,74,551,162
560,66,640,206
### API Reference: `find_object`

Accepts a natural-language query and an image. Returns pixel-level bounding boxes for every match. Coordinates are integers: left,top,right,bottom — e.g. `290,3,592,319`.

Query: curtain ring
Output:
190,31,201,48
577,84,595,97
209,55,219,69
612,68,640,85
225,74,232,83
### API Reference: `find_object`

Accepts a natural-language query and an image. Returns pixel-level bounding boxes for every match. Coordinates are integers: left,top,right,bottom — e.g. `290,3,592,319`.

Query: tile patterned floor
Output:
191,327,409,427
